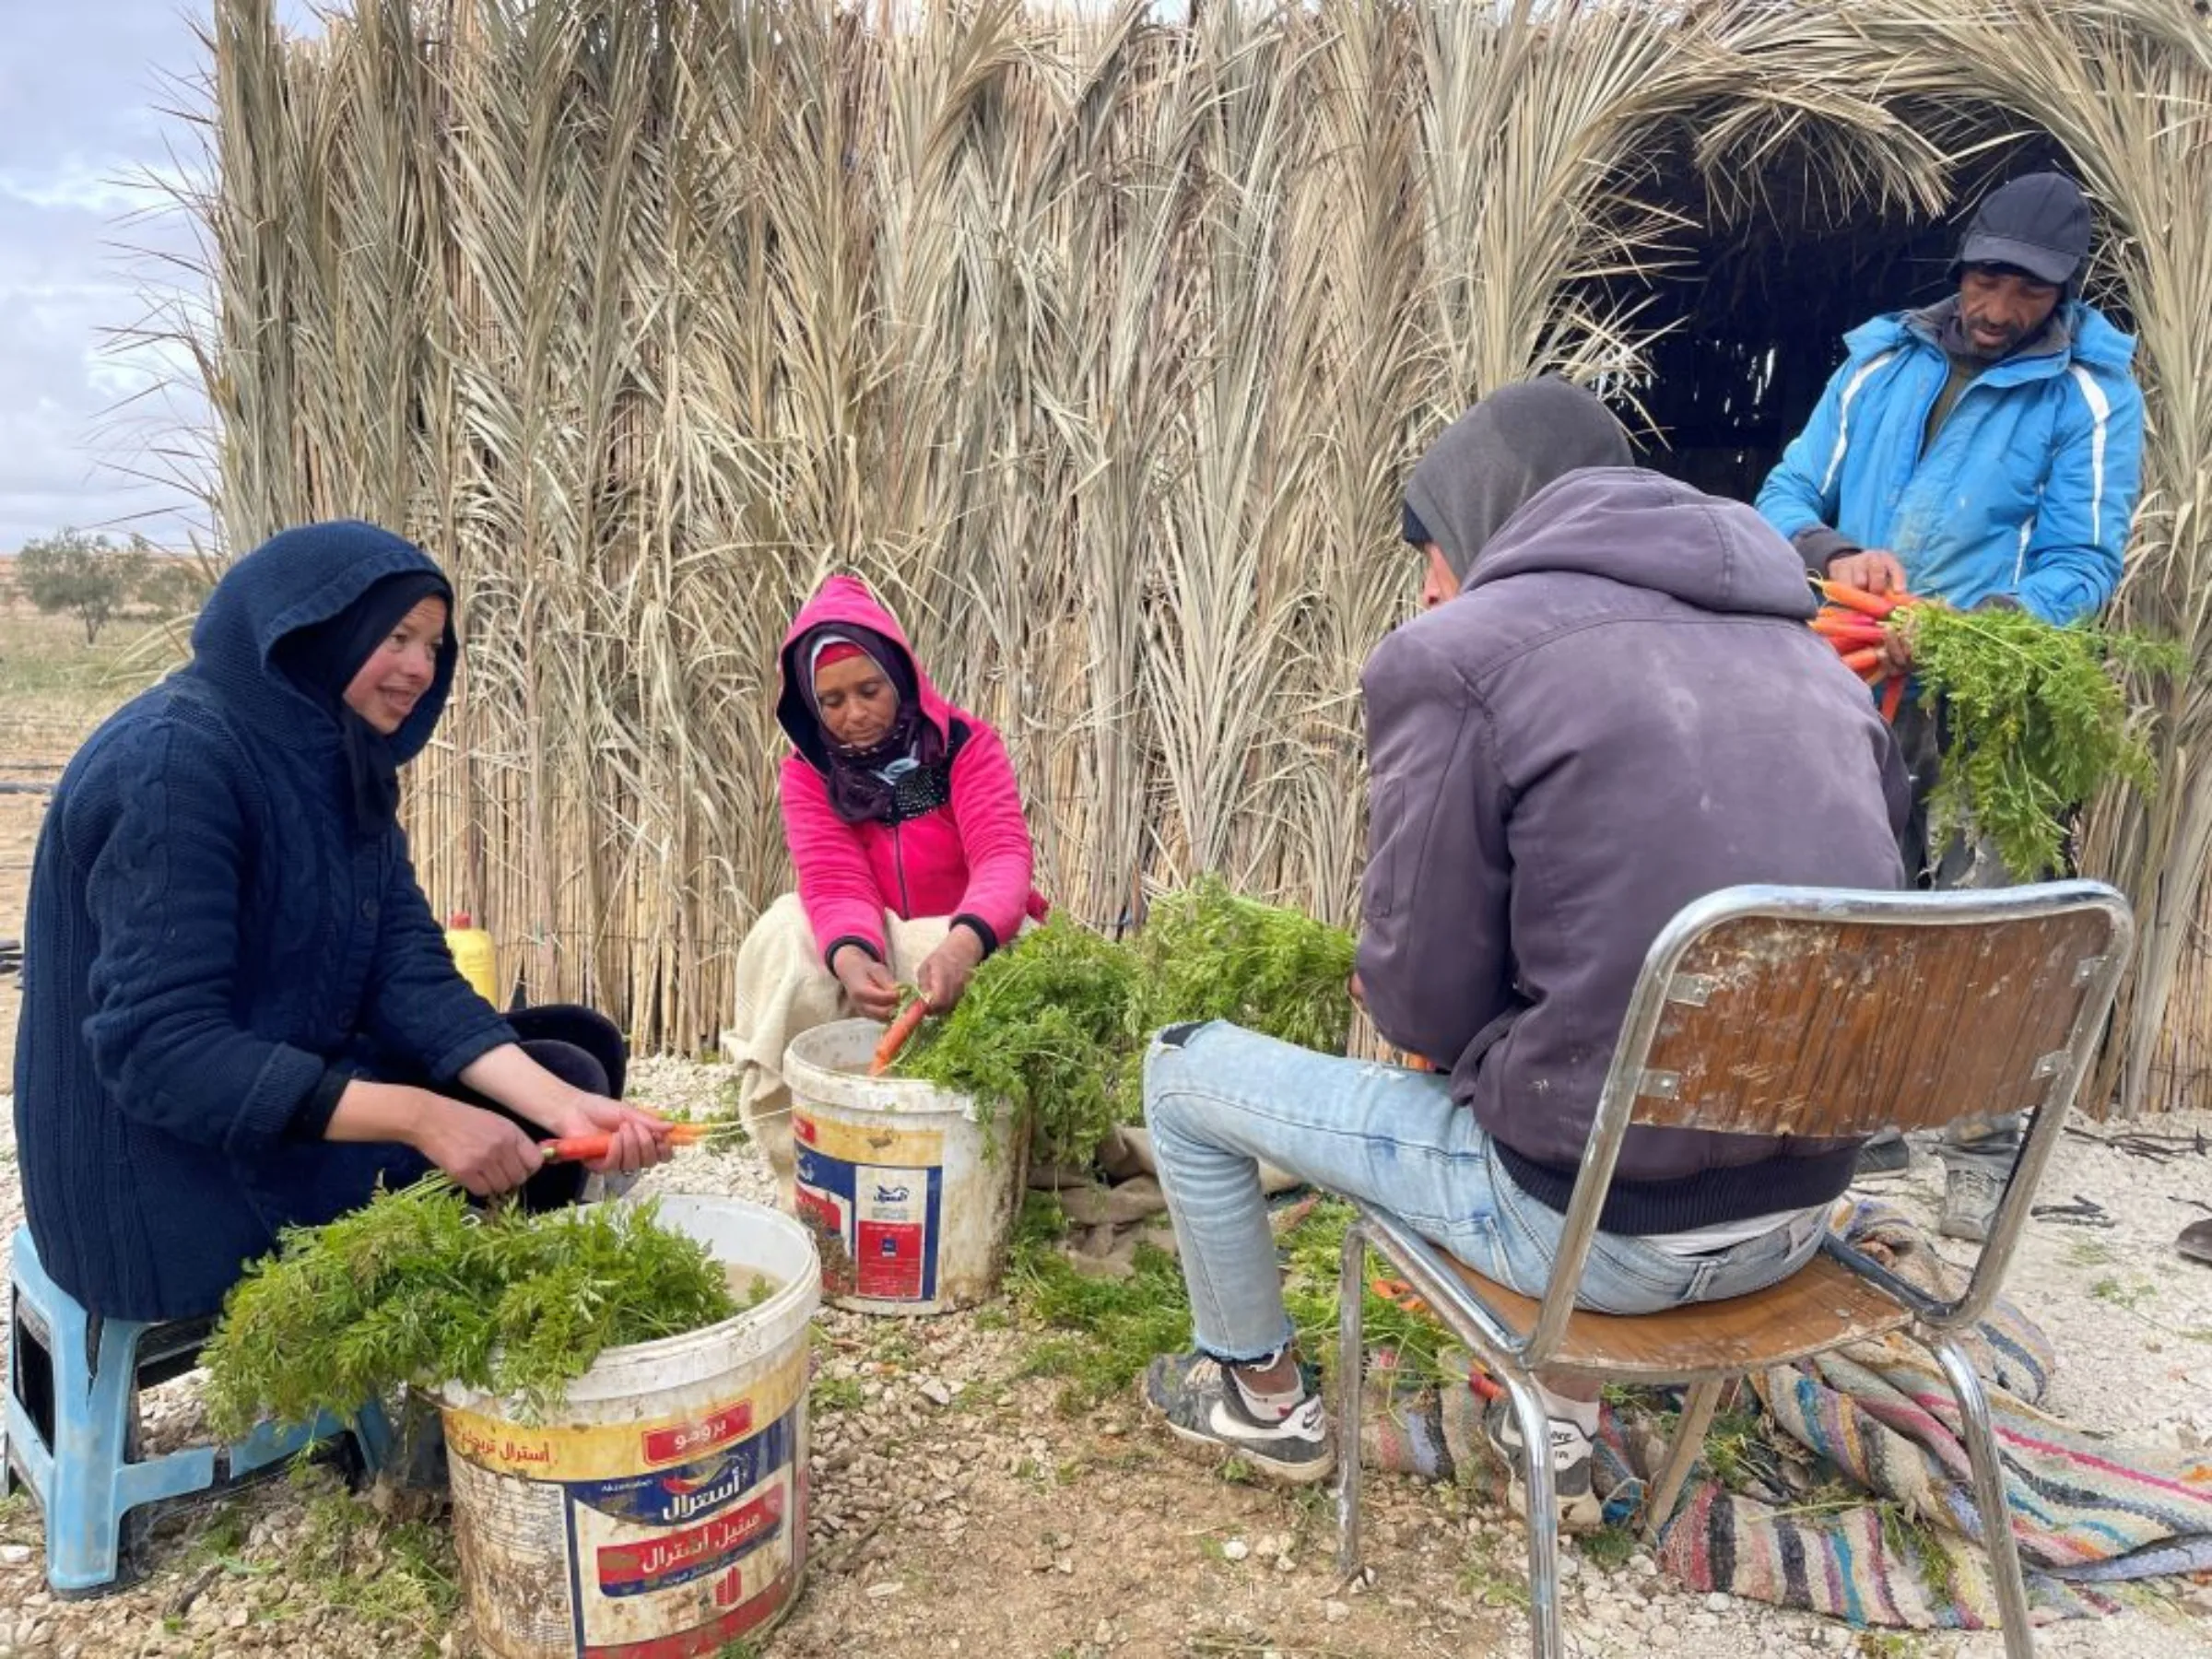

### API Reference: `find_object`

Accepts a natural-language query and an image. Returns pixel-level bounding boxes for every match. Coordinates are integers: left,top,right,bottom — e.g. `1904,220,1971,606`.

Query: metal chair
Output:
1333,880,2133,1659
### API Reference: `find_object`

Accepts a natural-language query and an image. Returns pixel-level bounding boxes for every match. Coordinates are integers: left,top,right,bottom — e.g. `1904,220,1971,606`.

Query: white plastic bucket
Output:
782,1018,1027,1315
437,1195,820,1659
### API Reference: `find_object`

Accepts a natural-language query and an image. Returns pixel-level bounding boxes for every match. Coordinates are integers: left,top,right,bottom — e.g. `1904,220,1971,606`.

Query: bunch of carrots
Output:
1811,577,1919,724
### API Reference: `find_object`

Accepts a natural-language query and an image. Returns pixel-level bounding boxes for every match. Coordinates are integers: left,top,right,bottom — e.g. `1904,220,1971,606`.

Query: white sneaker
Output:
1483,1396,1604,1532
1142,1352,1335,1484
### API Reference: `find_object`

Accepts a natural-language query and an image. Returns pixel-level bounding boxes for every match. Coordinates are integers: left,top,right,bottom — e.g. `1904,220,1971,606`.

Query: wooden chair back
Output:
1621,889,2127,1143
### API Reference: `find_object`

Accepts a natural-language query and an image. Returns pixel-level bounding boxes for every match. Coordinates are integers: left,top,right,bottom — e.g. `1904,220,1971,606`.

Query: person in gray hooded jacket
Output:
1138,378,1911,1526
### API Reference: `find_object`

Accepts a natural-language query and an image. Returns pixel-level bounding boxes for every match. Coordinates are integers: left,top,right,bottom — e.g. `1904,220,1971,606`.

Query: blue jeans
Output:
1141,1022,1828,1363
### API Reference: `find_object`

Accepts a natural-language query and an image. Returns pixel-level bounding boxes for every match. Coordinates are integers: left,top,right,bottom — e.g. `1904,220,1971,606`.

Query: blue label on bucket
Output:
793,1118,944,1303
561,1402,802,1645
569,1414,794,1529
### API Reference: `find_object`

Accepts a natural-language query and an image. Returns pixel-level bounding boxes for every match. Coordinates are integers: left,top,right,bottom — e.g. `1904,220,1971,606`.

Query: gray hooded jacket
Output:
1360,459,1911,1233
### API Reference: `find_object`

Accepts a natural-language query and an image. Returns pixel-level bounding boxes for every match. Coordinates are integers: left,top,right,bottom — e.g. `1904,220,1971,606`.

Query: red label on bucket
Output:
856,1220,925,1300
641,1403,753,1466
582,1573,793,1659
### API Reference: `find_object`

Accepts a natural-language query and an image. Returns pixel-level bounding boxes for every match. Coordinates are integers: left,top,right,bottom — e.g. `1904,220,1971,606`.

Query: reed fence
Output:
183,0,2212,1112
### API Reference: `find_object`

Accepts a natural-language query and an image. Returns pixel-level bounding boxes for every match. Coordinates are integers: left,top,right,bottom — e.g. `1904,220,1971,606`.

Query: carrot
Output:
1880,675,1906,724
1822,630,1890,655
1817,580,1903,619
1371,1276,1430,1316
1841,646,1883,672
870,997,930,1077
539,1124,709,1163
1809,606,1879,629
1810,616,1888,644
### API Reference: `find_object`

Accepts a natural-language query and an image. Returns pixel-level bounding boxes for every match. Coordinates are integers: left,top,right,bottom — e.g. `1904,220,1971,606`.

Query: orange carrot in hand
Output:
1814,628,1887,649
1841,646,1883,672
1810,610,1887,638
539,1123,709,1163
1817,580,1903,619
1880,676,1906,724
870,998,930,1077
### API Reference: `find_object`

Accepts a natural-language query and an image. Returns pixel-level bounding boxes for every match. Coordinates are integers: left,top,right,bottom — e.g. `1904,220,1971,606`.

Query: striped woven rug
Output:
1356,1200,2212,1630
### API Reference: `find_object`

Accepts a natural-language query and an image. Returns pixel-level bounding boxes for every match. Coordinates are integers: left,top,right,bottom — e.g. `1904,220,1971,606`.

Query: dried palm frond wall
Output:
188,0,2211,1115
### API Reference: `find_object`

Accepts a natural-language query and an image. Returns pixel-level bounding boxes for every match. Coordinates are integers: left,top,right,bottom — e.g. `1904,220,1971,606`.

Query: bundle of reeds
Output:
175,0,2212,1117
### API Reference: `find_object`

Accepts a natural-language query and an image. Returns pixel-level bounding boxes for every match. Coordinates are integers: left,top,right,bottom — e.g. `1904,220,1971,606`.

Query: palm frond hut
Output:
183,0,2212,1114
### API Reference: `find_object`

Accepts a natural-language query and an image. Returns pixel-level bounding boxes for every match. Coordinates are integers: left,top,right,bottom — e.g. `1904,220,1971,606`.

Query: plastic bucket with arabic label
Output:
782,1018,1028,1315
435,1195,819,1659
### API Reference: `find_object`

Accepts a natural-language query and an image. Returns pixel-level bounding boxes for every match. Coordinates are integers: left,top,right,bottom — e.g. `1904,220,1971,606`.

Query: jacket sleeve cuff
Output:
950,914,1000,958
287,1065,355,1143
1791,525,1861,574
822,935,880,972
225,1044,334,1159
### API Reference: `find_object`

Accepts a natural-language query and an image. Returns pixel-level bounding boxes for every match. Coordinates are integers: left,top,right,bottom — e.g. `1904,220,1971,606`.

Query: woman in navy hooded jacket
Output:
11,521,669,1323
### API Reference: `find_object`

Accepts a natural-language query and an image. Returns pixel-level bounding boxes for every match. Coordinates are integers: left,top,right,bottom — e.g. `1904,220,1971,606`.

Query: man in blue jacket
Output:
1756,171,2146,1239
1757,171,2142,628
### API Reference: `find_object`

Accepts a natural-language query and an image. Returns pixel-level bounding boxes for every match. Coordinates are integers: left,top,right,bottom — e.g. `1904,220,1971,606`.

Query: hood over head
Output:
775,574,956,775
1465,468,1820,622
189,520,458,767
1403,378,1636,582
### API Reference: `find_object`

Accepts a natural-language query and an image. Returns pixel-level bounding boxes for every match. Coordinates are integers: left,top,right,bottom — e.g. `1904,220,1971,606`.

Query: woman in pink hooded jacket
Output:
723,576,1046,1179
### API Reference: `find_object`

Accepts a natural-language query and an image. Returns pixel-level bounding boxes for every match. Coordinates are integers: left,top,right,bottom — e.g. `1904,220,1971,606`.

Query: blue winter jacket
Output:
1755,299,2144,625
11,522,515,1321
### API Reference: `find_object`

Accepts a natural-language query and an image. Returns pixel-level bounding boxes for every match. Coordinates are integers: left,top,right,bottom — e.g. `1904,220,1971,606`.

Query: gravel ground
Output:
2,1052,2211,1657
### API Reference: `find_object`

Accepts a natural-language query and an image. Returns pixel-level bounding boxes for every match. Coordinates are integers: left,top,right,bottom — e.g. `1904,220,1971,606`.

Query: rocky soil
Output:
4,1052,2212,1657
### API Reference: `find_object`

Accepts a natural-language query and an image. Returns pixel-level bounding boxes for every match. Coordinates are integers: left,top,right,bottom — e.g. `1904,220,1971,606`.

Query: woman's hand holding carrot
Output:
404,1093,545,1196
831,944,902,1020
542,1094,675,1175
916,926,985,1012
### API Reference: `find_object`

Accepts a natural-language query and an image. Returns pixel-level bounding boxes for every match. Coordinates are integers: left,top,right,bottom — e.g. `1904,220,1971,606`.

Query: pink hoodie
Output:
775,576,1046,968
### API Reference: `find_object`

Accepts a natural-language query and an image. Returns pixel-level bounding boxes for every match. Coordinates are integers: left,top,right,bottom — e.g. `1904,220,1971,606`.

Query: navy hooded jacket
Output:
11,521,516,1320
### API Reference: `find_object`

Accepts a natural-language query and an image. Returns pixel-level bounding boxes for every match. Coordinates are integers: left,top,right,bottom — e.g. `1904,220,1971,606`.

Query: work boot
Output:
1141,1352,1335,1484
1483,1396,1604,1534
1939,1164,2005,1243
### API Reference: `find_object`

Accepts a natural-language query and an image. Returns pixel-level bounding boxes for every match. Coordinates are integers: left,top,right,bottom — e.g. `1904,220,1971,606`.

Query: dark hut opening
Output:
1610,127,2102,509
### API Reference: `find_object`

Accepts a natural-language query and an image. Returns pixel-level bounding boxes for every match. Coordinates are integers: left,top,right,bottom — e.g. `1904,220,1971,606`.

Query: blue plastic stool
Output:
3,1225,392,1596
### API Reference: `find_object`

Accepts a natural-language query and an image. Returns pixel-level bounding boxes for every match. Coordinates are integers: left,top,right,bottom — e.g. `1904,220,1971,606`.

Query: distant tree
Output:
135,556,212,618
16,528,152,644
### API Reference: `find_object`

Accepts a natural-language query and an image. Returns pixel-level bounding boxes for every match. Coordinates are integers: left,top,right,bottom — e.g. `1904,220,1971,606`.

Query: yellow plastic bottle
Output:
444,911,499,1005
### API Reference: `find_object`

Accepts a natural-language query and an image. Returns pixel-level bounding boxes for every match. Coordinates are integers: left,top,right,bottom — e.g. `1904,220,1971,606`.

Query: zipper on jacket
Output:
892,822,912,914
1912,359,1949,464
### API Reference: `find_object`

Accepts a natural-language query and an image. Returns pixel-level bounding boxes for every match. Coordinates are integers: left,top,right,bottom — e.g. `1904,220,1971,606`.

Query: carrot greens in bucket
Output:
894,877,1358,1167
202,1177,737,1437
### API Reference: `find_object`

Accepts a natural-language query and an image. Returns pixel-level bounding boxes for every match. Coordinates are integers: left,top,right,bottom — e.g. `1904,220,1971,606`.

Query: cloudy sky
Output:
0,4,320,553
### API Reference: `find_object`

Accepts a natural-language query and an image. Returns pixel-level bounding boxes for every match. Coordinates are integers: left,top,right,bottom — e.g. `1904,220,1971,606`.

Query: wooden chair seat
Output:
1435,1247,1912,1382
